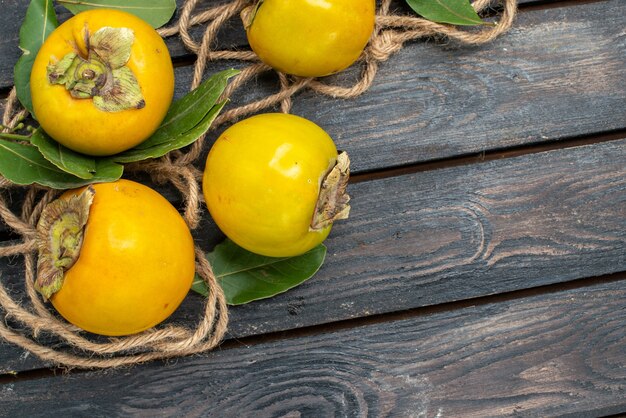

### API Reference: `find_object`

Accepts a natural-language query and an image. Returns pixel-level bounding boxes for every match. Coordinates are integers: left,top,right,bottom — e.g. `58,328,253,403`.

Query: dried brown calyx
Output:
47,26,145,112
240,0,264,29
35,187,95,300
310,151,351,231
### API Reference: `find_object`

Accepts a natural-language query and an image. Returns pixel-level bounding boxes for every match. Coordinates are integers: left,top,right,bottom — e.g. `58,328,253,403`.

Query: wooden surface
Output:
1,0,625,417
2,280,625,417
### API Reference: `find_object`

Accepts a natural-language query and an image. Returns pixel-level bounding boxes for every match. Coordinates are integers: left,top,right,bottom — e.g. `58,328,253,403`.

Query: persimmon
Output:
244,0,376,77
203,113,350,257
30,9,174,156
36,179,195,336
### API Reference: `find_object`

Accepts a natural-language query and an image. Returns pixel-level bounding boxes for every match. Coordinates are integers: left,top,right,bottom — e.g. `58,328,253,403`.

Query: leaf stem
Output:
0,132,33,142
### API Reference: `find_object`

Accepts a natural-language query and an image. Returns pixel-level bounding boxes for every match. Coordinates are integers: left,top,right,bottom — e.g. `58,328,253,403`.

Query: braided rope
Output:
0,0,517,369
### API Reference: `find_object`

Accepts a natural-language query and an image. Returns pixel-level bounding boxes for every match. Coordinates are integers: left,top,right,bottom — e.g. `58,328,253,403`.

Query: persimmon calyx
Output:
241,0,264,29
46,26,145,112
310,151,351,231
35,187,95,300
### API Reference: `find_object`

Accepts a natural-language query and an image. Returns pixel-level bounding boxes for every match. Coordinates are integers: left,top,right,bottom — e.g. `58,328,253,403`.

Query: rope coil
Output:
0,0,517,369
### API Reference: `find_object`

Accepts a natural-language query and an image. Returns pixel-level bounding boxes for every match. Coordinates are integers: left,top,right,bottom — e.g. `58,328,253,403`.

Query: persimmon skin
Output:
50,180,195,336
203,113,339,257
30,9,174,156
245,0,376,77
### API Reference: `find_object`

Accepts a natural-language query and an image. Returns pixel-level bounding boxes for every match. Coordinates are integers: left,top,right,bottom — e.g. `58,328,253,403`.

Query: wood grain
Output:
2,1,625,172
51,0,626,173
0,0,545,90
287,0,626,171
1,137,624,373
222,138,626,336
2,280,625,417
1,3,624,416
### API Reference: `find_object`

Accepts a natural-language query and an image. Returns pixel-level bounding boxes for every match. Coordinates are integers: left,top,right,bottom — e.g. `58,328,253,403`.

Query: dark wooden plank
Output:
2,280,625,417
288,0,626,171
0,0,21,91
0,0,544,90
1,137,624,372
140,0,626,172
222,138,626,335
3,1,625,171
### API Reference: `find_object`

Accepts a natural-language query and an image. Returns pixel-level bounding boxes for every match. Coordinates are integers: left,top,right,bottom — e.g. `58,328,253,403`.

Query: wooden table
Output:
1,0,625,416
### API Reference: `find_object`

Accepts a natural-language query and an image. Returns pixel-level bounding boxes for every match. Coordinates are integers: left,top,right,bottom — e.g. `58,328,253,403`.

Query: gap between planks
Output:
0,128,622,243
351,129,626,184
2,270,624,383
520,0,609,12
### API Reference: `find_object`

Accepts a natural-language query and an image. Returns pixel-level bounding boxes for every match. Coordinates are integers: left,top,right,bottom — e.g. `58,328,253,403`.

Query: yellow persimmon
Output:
244,0,376,78
30,9,174,156
35,179,195,336
203,113,350,257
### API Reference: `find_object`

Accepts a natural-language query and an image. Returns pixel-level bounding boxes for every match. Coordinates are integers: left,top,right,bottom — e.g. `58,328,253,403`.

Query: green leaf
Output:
136,69,240,150
58,0,177,29
0,138,121,189
192,239,327,305
1,68,237,185
113,101,226,164
405,0,490,26
14,0,59,114
30,129,96,179
112,68,239,163
93,158,124,180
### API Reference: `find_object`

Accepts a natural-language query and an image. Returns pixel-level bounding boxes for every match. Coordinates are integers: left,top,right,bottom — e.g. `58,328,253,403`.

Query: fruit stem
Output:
241,0,264,29
46,26,144,112
310,151,351,231
35,187,95,300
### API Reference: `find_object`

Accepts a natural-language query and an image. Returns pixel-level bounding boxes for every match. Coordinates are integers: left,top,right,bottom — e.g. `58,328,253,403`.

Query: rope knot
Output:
0,0,517,369
368,30,402,62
